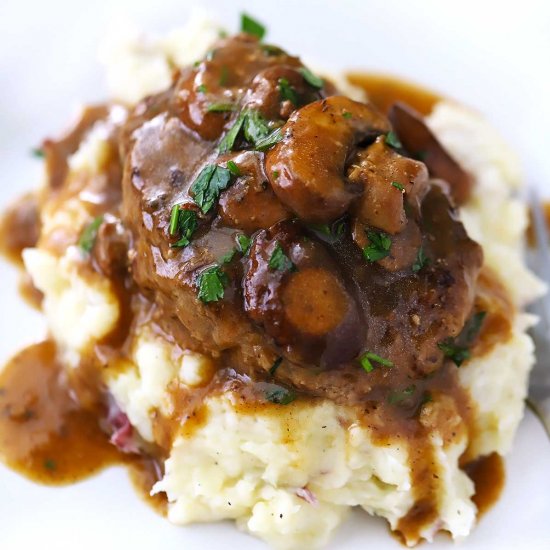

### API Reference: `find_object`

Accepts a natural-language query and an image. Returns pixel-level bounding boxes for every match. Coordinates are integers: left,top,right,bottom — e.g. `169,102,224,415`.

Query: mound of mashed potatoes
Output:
4,13,546,550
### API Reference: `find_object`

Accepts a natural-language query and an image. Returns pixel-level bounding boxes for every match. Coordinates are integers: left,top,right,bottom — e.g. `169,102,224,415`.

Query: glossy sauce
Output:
0,66,517,544
464,453,505,518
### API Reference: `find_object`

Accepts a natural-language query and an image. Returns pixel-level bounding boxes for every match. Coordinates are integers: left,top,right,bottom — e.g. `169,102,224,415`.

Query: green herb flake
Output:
269,357,283,377
261,44,285,56
299,67,324,89
254,127,283,152
363,230,392,263
385,131,402,149
190,165,232,214
197,265,229,303
268,242,295,272
43,458,57,471
307,221,346,242
359,351,394,373
237,234,252,255
342,111,353,119
220,249,236,264
391,181,405,191
412,246,429,273
438,340,470,367
388,384,416,405
463,311,487,343
78,216,104,254
278,77,299,106
169,207,198,248
31,147,44,158
227,160,241,176
243,109,270,144
218,112,246,153
219,65,229,86
196,84,208,94
240,13,266,40
272,170,280,179
207,102,237,113
265,385,295,405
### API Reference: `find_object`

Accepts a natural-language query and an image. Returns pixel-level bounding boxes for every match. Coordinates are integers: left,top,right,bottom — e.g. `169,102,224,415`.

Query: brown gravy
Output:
347,72,442,116
464,453,505,518
0,340,165,513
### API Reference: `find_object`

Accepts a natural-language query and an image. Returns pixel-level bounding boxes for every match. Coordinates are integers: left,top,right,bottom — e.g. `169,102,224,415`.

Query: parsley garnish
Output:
220,249,236,264
412,246,429,273
190,164,232,214
218,112,246,153
237,234,252,255
268,242,295,272
43,458,57,471
342,111,353,119
241,13,266,40
31,147,44,158
265,385,295,405
78,216,103,253
261,44,285,56
391,181,405,191
269,357,283,376
227,160,241,176
359,351,394,373
385,131,402,149
438,341,470,367
299,67,324,89
207,103,236,113
278,78,299,106
438,311,487,367
197,265,229,303
307,220,346,242
388,384,416,405
363,230,392,262
219,66,229,86
219,109,283,153
196,84,207,94
272,170,280,179
169,207,198,248
254,127,283,152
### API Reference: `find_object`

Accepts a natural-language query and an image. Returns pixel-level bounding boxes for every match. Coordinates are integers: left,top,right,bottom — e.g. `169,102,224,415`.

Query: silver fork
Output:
526,188,550,438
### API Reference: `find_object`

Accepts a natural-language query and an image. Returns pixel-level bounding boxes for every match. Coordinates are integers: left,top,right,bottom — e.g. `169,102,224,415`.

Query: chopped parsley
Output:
237,234,252,255
359,351,394,373
278,77,299,106
220,249,236,264
268,242,295,272
43,458,57,471
388,384,416,405
438,341,470,367
265,385,295,405
169,207,198,248
438,311,487,367
342,111,353,119
190,164,232,214
363,230,392,262
269,357,283,377
261,44,285,56
196,84,207,94
197,265,229,303
240,13,266,40
31,147,44,158
391,181,405,191
218,112,246,153
307,220,346,242
272,170,280,179
385,131,402,149
219,65,229,86
412,246,429,273
78,216,103,254
219,109,283,153
299,67,324,89
254,127,283,151
227,160,241,176
207,102,237,113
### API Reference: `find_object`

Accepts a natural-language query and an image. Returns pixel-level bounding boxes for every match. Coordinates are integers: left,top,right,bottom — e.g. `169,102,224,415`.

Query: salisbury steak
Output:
120,34,482,405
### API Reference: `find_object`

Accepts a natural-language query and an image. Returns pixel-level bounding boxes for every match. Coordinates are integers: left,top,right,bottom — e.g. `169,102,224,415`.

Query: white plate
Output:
1,1,550,548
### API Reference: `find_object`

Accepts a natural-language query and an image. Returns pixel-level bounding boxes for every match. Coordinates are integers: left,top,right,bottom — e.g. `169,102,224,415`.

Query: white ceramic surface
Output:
1,1,549,548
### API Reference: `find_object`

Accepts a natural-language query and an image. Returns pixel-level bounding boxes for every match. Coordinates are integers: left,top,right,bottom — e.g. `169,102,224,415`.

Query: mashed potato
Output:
20,16,545,550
